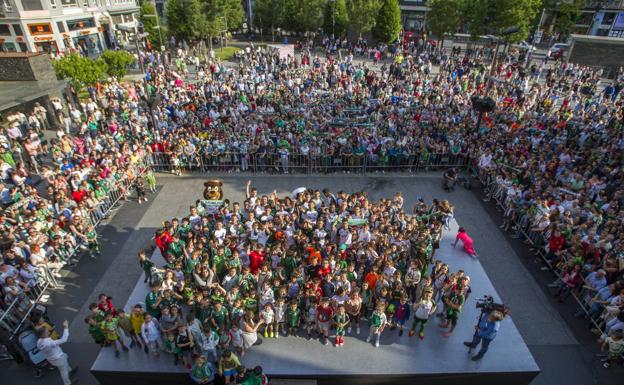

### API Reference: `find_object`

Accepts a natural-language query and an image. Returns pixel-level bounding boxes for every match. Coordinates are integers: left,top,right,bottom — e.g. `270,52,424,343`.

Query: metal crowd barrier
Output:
149,151,473,175
475,166,604,331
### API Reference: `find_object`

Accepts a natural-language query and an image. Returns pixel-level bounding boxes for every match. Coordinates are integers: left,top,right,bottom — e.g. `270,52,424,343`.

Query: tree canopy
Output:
322,0,349,37
52,54,106,90
372,0,401,44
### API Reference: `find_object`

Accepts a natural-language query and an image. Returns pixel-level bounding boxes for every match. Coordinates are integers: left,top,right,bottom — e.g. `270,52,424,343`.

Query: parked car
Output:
512,41,536,51
547,43,570,58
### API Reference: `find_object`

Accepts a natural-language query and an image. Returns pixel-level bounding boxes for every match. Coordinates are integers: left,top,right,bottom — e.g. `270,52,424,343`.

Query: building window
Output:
2,42,17,52
2,0,13,12
66,18,95,31
12,23,22,35
602,12,616,26
56,21,65,32
21,0,44,10
0,25,10,35
28,23,53,35
18,42,28,52
60,0,78,7
50,0,57,8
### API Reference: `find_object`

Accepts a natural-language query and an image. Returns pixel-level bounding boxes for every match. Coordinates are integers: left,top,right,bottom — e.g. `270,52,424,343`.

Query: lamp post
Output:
472,26,519,134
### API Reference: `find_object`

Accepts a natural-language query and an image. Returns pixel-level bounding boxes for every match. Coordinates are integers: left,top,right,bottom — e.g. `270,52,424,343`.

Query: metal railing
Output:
475,166,604,331
150,151,473,175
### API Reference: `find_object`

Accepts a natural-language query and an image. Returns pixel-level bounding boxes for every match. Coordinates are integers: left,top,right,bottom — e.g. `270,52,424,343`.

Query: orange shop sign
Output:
34,36,54,42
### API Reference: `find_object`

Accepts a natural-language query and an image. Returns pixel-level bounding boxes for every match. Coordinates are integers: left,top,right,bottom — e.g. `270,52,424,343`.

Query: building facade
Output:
571,0,624,38
399,0,428,32
0,0,140,55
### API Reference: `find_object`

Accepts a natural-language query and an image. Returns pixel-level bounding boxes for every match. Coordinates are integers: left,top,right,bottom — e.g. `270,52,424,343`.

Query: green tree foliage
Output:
99,50,135,78
372,0,401,43
427,0,465,45
282,0,324,34
166,0,210,42
322,0,349,37
346,0,380,38
140,0,161,48
205,0,246,31
544,0,585,35
466,0,542,42
52,54,106,90
253,0,286,38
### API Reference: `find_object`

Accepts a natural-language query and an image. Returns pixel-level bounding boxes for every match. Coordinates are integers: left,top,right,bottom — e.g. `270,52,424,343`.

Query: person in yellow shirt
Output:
218,349,241,385
129,304,148,354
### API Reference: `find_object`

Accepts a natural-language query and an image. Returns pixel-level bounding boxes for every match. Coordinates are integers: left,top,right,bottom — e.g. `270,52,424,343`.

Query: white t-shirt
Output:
415,300,434,320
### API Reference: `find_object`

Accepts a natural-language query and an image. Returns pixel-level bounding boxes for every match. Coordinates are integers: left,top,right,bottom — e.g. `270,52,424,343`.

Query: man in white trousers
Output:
36,320,78,385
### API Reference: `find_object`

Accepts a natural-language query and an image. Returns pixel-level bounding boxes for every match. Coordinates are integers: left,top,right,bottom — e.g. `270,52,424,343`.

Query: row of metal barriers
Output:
0,157,151,344
476,167,605,332
149,151,473,174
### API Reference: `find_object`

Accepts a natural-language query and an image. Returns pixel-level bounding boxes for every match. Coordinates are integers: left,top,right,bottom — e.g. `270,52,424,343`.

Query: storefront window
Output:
18,42,28,52
1,42,17,52
28,23,53,35
67,18,96,31
73,33,102,56
0,25,10,36
35,40,59,54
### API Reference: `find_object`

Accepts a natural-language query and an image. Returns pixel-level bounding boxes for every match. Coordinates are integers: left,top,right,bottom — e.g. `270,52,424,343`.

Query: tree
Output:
322,0,349,37
282,0,324,34
140,0,162,48
166,0,210,43
544,0,585,35
346,0,380,38
99,50,135,78
52,54,106,91
427,0,465,47
253,0,286,40
372,0,401,43
206,0,246,32
466,0,541,43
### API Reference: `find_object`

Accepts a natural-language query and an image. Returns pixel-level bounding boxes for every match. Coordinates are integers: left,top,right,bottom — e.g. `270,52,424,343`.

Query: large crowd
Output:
0,32,624,383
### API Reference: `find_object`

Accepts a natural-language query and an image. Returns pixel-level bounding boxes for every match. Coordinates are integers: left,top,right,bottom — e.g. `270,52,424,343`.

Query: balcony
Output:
586,0,624,10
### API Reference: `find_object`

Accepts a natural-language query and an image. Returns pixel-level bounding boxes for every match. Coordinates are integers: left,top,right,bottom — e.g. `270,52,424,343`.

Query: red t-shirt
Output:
249,250,265,274
316,305,334,323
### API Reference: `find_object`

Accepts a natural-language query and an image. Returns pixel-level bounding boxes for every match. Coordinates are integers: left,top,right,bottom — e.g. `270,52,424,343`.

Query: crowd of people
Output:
124,183,481,381
1,29,623,381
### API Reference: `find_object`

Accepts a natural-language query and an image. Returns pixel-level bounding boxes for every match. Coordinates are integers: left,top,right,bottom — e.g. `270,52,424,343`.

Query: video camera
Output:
475,295,511,317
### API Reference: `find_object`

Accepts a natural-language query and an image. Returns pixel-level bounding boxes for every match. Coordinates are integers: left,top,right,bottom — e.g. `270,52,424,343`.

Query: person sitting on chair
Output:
443,168,458,191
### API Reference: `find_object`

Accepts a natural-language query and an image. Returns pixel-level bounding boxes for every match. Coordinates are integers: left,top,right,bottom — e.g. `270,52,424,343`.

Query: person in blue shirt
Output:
464,310,503,361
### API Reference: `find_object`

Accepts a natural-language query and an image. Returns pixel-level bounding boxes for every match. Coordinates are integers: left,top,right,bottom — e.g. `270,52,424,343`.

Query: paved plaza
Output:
3,173,621,385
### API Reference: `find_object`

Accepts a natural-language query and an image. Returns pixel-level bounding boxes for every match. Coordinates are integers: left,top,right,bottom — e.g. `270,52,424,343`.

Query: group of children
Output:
82,186,477,381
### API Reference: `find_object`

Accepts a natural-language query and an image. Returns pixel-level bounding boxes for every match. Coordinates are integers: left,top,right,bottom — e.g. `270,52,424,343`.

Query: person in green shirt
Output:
333,304,350,347
85,316,106,346
167,234,186,258
210,301,229,331
212,248,228,278
145,283,162,318
190,355,215,384
439,286,465,338
366,303,388,347
285,301,301,336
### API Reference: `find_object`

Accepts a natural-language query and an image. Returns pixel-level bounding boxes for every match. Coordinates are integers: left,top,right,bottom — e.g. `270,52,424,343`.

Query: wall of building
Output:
568,35,624,78
0,52,55,80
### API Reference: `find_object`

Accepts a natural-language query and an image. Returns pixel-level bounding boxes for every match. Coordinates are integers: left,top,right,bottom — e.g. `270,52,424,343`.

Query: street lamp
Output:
471,95,496,134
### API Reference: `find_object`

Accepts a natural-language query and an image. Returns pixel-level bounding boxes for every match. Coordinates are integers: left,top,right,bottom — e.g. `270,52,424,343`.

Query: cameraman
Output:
464,310,503,361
